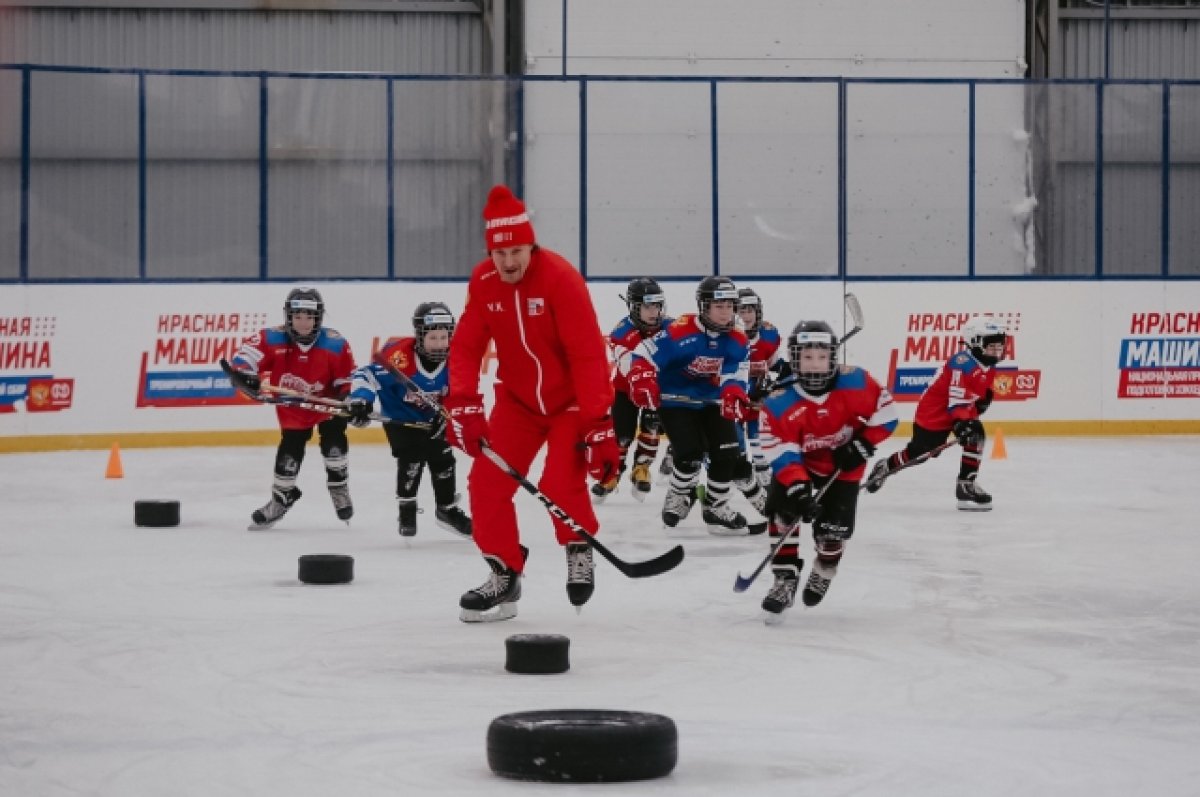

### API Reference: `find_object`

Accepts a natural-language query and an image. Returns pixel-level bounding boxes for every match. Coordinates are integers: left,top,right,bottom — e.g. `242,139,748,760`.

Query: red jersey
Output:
606,315,673,395
913,350,996,432
760,366,898,482
449,247,614,423
746,322,783,379
232,326,356,430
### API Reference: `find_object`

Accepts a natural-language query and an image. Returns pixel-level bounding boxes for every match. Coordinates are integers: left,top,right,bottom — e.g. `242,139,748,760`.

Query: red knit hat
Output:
483,185,536,250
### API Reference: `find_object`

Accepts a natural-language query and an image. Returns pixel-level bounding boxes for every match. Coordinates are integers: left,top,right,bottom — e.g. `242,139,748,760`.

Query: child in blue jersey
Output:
627,275,756,535
347,302,472,539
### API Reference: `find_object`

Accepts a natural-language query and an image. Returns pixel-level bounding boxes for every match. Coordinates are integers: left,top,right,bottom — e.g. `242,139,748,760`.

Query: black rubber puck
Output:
134,500,180,527
505,633,570,674
298,554,354,585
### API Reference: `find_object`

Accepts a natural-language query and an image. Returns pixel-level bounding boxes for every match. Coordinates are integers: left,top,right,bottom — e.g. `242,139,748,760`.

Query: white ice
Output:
2,437,1200,796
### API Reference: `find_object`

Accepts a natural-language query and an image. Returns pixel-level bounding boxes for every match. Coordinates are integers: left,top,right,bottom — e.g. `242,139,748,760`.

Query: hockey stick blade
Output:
733,471,840,593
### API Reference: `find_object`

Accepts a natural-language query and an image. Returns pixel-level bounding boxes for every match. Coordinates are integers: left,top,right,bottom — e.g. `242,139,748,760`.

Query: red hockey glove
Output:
443,393,488,457
720,384,754,422
582,417,621,483
627,361,661,410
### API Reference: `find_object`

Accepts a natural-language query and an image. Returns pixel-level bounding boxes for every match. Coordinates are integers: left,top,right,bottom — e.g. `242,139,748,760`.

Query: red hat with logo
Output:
483,185,536,251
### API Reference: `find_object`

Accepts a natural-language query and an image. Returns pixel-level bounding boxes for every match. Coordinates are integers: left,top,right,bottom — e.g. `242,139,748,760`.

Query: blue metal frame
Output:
4,64,1200,284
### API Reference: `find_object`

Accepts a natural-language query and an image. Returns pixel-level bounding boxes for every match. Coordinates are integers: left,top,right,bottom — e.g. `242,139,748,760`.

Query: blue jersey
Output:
349,337,447,426
631,314,749,408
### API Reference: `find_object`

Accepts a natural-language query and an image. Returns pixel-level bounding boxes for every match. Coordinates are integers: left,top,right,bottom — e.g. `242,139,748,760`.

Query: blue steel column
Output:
1161,83,1171,277
579,78,588,277
710,80,720,276
19,67,30,281
258,75,268,280
968,81,976,278
838,79,847,280
138,73,147,279
386,78,395,280
1095,82,1104,277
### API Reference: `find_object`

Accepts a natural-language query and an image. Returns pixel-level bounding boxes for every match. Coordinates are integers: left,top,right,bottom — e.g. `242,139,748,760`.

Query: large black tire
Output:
297,554,354,585
487,709,677,782
134,500,180,527
505,634,570,674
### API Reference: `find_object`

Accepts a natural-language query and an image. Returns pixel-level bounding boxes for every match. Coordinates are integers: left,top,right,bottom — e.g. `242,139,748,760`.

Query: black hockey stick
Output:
375,352,684,578
218,358,394,423
733,470,841,593
859,439,959,493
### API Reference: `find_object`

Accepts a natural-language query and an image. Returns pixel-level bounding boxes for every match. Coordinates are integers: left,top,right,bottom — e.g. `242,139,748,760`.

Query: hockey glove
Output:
346,398,373,429
766,478,817,525
443,393,488,457
832,435,875,472
427,412,448,442
720,384,754,422
627,361,661,410
975,388,994,415
952,418,985,447
234,369,261,393
582,417,622,484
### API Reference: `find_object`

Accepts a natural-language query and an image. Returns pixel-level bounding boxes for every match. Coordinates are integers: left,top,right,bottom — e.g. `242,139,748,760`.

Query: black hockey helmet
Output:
737,287,763,335
284,287,324,345
412,301,456,362
963,316,1007,367
695,275,739,333
622,277,667,335
787,320,840,394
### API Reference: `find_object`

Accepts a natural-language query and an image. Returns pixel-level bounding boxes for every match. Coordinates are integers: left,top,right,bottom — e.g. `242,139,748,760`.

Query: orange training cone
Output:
989,427,1008,460
105,442,125,479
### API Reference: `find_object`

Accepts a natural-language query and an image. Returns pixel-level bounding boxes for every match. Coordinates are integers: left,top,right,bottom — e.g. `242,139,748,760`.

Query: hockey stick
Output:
859,439,959,493
733,470,841,593
375,352,684,578
754,292,866,397
218,358,394,423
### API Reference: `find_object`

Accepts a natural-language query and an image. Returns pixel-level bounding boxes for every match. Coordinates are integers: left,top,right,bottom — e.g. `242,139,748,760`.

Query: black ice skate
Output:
956,478,993,511
590,475,619,504
661,487,696,528
435,501,472,538
864,459,892,494
397,499,418,537
565,541,595,609
459,548,526,623
762,562,802,624
802,559,838,607
248,486,302,530
701,497,749,536
629,462,653,502
328,481,353,522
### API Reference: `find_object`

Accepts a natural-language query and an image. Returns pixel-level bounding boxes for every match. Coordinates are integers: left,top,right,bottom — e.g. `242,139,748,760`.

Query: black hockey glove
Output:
975,388,994,415
235,369,261,393
766,479,817,525
346,399,373,429
832,436,875,472
952,418,984,447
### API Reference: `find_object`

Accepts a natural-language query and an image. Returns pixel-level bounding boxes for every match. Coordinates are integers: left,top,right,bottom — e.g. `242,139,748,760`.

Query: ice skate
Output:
459,549,525,623
956,478,993,511
754,461,772,490
565,541,595,610
701,497,750,536
590,475,619,504
661,487,696,528
864,459,892,494
762,562,801,624
434,500,472,538
328,481,353,522
397,499,418,537
801,559,838,607
248,486,302,530
629,462,653,502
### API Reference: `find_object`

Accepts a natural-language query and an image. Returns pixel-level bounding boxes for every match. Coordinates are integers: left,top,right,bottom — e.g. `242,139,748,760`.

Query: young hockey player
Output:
627,275,755,536
758,320,898,619
733,287,783,511
346,301,471,539
443,185,618,622
865,315,1006,510
591,277,671,504
231,287,357,530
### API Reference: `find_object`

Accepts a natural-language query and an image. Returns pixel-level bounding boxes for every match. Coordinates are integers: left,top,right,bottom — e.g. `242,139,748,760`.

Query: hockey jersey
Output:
913,349,997,432
760,366,898,482
746,322,783,383
231,326,356,430
608,315,675,395
348,337,445,427
630,314,750,408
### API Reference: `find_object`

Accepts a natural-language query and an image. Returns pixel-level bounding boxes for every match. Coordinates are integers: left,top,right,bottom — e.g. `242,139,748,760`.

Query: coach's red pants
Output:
467,391,597,573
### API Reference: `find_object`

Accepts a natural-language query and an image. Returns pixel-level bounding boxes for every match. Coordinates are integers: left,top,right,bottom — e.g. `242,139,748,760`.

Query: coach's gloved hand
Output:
832,435,875,472
974,388,994,415
952,418,985,447
582,417,622,483
766,478,817,525
443,393,488,457
720,384,754,422
346,398,373,428
627,361,661,410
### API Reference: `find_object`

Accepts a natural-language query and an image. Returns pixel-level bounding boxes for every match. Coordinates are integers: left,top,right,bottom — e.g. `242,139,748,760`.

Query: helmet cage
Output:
696,280,740,333
788,328,839,393
413,305,456,362
284,289,324,345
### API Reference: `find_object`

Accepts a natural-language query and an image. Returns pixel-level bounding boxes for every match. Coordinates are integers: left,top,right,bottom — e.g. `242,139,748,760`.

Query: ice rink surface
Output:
2,436,1199,796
